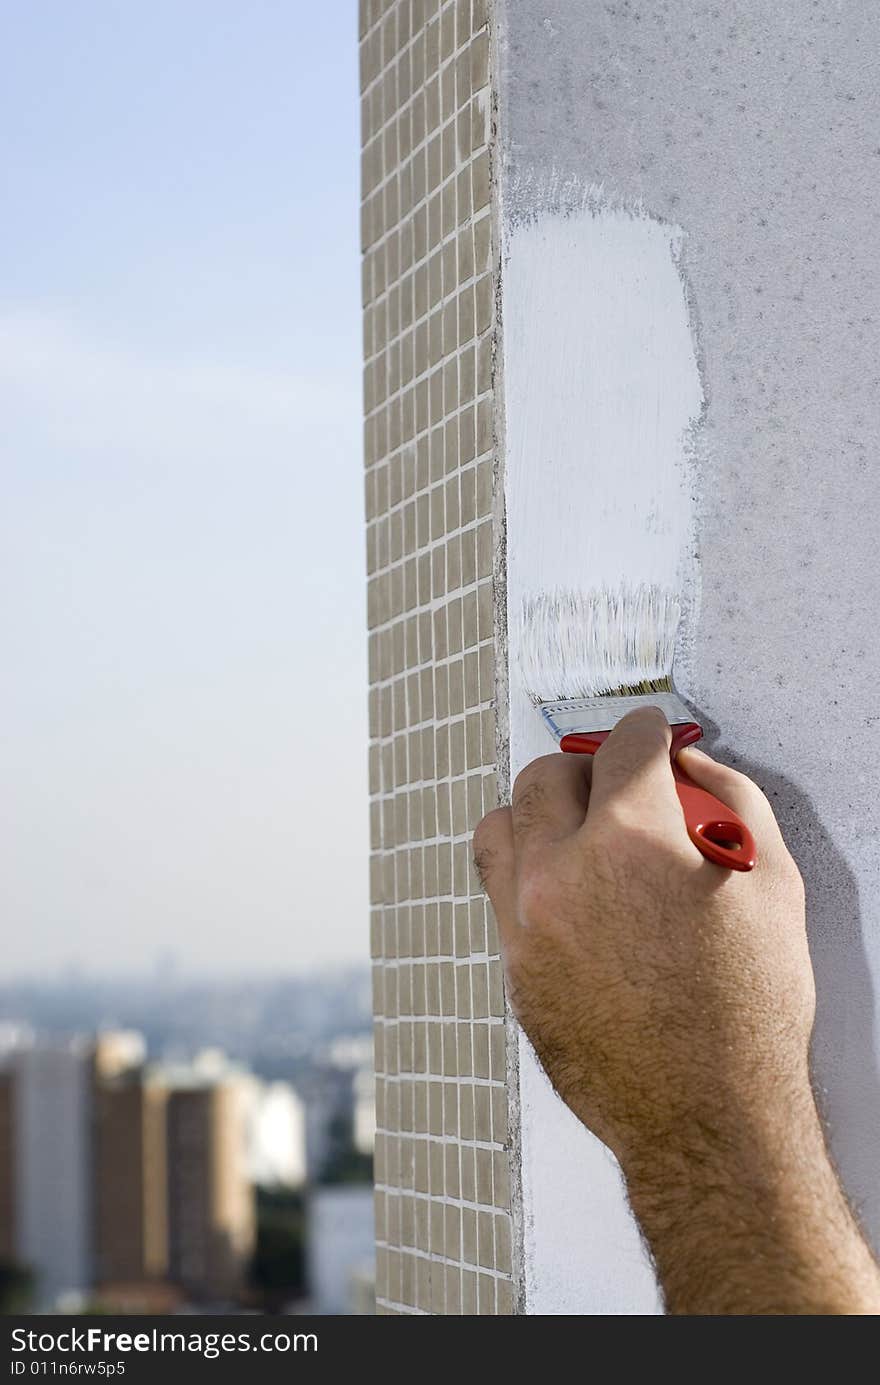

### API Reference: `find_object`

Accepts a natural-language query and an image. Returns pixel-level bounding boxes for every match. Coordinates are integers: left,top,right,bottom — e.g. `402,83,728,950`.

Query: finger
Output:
586,706,682,827
473,807,518,946
676,745,789,854
510,752,592,856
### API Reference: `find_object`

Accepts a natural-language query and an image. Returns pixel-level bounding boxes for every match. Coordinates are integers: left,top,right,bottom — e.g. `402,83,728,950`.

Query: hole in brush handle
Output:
674,780,757,872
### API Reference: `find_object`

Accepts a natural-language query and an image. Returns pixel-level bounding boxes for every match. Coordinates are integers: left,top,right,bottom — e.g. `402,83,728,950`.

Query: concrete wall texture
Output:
363,0,880,1312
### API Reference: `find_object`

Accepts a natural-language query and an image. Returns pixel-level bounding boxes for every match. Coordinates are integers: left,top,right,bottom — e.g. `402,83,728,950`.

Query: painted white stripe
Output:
500,199,706,1316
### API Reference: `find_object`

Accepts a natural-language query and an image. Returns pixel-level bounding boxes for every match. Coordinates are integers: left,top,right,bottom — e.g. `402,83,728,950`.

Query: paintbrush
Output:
520,584,756,871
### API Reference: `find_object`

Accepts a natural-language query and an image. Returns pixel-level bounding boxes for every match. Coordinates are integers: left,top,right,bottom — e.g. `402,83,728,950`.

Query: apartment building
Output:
93,1070,169,1289
13,1041,93,1308
166,1076,255,1301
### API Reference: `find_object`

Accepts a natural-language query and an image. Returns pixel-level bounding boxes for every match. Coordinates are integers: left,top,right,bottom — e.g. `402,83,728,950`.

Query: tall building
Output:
13,1041,93,1309
165,1070,255,1301
93,1068,168,1289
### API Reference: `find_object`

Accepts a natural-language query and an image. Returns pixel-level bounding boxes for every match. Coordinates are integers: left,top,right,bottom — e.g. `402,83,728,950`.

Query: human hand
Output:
474,706,812,1164
474,708,880,1312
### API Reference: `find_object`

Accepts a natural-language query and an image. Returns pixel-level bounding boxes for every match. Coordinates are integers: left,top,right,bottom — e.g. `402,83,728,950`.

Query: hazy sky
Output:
1,2,368,976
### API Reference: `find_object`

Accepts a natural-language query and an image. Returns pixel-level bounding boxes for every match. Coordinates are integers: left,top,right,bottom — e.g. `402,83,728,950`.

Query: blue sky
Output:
0,2,368,975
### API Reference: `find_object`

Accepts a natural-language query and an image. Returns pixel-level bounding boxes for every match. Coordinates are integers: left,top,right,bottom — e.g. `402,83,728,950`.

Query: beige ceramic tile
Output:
362,0,513,1315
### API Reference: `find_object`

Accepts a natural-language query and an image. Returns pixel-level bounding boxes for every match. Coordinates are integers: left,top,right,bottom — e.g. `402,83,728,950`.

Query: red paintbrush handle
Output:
559,722,757,873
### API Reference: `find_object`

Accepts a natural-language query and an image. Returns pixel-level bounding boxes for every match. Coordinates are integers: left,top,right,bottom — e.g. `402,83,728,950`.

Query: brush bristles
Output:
519,584,681,704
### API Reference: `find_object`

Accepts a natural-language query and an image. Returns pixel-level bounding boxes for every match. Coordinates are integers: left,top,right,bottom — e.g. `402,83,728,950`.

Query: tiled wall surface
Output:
359,0,514,1315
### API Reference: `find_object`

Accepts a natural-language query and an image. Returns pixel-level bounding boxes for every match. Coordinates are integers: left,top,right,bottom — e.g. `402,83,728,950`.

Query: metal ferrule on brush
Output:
537,692,697,744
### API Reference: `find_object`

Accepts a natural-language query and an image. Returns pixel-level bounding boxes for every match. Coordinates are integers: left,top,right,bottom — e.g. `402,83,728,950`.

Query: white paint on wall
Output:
500,200,704,1314
504,203,703,663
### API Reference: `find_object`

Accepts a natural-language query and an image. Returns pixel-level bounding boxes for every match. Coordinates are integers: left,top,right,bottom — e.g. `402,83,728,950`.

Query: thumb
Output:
586,706,682,828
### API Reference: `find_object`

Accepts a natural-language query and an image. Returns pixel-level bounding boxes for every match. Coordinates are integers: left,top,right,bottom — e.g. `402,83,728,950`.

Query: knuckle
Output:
472,844,495,889
619,706,667,730
473,831,496,886
604,708,670,751
472,848,490,889
472,812,507,887
512,755,556,804
512,763,539,801
512,778,547,826
629,706,669,733
473,806,506,850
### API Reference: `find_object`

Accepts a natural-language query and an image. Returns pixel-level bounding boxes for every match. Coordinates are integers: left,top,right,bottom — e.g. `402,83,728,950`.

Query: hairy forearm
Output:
623,1090,880,1315
476,723,880,1316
